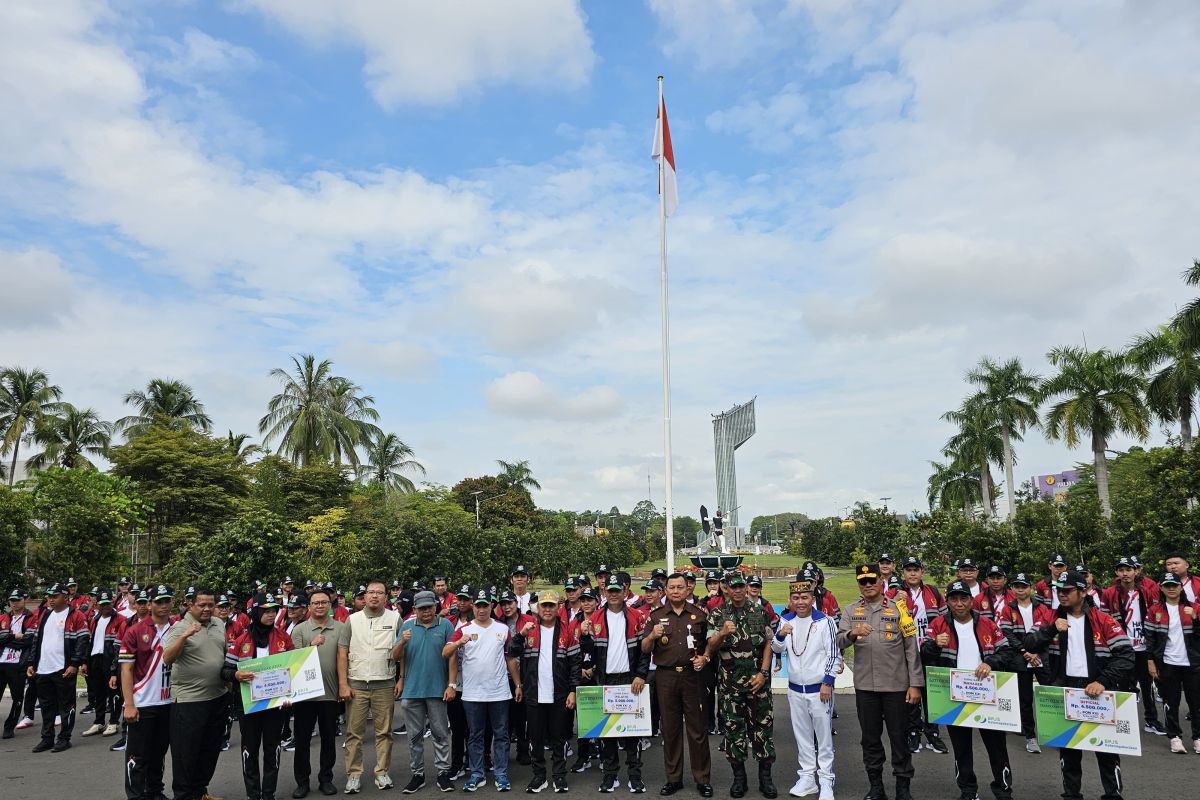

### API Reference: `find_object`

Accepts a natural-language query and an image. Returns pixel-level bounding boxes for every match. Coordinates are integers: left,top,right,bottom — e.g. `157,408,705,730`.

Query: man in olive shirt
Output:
640,573,712,797
836,565,923,800
291,587,345,798
163,586,228,800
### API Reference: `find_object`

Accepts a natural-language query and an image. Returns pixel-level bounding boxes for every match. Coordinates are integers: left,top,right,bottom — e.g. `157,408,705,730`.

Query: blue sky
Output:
4,0,1199,525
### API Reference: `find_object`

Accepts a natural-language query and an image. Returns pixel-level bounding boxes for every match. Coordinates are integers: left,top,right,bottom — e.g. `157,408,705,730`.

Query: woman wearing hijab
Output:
222,593,294,800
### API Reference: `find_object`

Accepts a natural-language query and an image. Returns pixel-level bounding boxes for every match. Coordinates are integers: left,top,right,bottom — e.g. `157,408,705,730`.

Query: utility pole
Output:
471,490,483,529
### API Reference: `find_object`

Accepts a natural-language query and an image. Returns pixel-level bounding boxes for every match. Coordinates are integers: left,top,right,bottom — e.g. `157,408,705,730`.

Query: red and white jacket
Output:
920,612,1013,669
118,616,174,707
0,607,39,667
887,583,944,646
26,605,91,670
221,626,295,682
1099,582,1160,650
972,588,1016,622
87,612,128,664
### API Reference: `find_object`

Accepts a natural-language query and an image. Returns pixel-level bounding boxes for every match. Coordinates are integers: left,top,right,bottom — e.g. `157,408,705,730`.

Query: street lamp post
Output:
471,490,484,529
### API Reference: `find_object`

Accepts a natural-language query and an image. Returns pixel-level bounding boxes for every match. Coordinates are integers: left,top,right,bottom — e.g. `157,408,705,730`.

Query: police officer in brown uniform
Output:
641,573,713,797
837,564,923,800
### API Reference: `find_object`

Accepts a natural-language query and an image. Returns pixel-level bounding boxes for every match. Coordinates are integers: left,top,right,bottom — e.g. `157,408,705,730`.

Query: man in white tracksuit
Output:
771,573,840,800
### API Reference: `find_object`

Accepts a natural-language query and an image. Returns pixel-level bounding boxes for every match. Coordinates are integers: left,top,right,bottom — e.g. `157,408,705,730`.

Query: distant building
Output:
1032,470,1081,503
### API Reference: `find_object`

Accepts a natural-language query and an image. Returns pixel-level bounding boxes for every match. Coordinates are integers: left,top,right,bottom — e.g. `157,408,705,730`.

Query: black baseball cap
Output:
152,584,173,601
353,584,367,597
705,570,720,583
473,589,493,606
118,576,132,585
1010,572,1032,586
1161,572,1182,586
878,553,895,563
594,564,612,576
683,572,696,582
605,577,624,592
457,583,473,597
1116,556,1135,568
97,590,114,605
1057,571,1088,591
216,594,233,606
498,590,517,603
986,565,1006,577
579,588,596,601
563,577,579,590
748,575,763,587
511,565,530,576
946,580,972,597
902,556,922,569
8,588,25,600
957,558,977,569
1050,554,1067,566
650,568,668,580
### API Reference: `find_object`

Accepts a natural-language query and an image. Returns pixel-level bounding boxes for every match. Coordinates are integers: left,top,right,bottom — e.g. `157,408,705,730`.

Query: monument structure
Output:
712,397,756,548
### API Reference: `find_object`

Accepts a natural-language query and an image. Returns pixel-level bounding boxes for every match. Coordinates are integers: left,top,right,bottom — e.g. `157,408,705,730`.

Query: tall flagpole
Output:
658,75,675,575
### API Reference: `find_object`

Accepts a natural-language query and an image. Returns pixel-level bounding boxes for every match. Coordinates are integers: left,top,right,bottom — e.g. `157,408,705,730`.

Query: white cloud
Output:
156,28,259,82
706,84,814,153
239,0,595,108
0,247,77,329
485,372,623,421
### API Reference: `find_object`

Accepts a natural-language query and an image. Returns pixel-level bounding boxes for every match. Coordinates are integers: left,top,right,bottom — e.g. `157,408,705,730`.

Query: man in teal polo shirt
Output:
393,590,455,793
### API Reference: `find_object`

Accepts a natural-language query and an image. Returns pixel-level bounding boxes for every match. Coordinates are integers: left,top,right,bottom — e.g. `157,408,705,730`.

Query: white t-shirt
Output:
516,593,532,615
1066,615,1088,677
907,588,930,643
968,582,981,598
537,625,555,704
605,610,630,674
255,646,270,659
1017,603,1034,632
91,615,111,656
1049,586,1060,609
0,613,25,664
452,621,512,702
37,609,69,674
954,620,982,670
1184,580,1197,604
1164,604,1190,667
1125,592,1145,651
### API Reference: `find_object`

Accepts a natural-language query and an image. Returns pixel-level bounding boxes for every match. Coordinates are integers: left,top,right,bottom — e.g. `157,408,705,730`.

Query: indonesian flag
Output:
652,93,678,217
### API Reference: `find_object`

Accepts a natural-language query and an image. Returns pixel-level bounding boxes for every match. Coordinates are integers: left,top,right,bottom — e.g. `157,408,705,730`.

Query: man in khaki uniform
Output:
836,564,922,800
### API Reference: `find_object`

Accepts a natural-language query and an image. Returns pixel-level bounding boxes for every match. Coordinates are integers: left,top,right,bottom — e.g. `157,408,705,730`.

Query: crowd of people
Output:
1,552,1199,800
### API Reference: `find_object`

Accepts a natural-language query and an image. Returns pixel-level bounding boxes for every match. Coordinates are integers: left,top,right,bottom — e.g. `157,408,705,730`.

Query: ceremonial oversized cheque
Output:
236,646,324,714
576,684,653,738
925,667,1021,733
1034,685,1142,756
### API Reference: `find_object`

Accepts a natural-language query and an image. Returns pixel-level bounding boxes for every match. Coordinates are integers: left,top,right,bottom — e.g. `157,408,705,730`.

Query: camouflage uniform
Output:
707,601,775,762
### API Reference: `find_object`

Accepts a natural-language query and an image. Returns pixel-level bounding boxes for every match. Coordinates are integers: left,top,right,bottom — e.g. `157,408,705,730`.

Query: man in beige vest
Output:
337,579,401,794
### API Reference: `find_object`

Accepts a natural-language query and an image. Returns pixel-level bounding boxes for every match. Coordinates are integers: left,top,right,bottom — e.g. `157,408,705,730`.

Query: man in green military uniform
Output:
704,573,776,799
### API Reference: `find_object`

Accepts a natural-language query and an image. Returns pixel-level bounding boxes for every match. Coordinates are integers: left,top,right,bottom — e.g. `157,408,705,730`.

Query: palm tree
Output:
927,458,983,515
225,431,264,465
496,459,541,492
1129,324,1200,448
0,367,63,486
361,432,425,493
967,357,1042,518
258,354,379,468
28,404,113,469
1172,259,1200,350
117,378,212,436
1040,346,1149,519
941,394,1004,517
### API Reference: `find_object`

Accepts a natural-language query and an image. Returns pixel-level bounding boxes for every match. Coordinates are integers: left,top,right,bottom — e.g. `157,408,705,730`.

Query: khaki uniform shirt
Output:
836,595,923,692
292,616,344,702
646,602,707,669
164,612,227,703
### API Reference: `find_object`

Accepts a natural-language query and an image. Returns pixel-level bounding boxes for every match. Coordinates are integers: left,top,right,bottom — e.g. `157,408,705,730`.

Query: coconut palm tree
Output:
941,394,1004,517
258,354,379,468
966,357,1042,518
117,378,212,436
361,432,425,493
1040,346,1149,519
225,431,264,465
28,404,113,470
0,367,63,486
1129,324,1200,449
1172,259,1200,350
927,458,983,515
496,459,541,492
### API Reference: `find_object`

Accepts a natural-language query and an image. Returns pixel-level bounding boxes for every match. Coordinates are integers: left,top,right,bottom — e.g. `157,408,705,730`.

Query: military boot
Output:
729,762,748,798
894,777,913,800
757,761,777,799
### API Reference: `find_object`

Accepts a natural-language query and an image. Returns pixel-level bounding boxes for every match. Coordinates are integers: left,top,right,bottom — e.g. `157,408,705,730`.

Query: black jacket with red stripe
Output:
579,605,647,681
920,612,1016,670
1024,606,1134,689
510,618,581,703
25,605,91,670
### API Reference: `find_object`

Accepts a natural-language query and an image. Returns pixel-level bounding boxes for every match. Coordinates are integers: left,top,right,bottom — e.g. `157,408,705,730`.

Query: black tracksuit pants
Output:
86,653,118,726
1058,677,1122,800
947,725,1012,800
292,700,339,786
905,685,939,738
170,695,228,800
527,701,572,783
855,690,913,781
125,704,171,800
449,695,468,774
599,671,642,783
240,706,285,800
36,671,77,744
1,663,27,733
1159,663,1200,740
1131,651,1159,725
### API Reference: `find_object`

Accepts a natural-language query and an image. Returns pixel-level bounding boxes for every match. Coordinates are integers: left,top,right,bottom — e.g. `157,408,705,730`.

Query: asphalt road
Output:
1,693,1194,800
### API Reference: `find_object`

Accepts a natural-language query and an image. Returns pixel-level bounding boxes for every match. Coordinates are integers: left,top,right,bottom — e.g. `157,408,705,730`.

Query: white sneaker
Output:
81,723,105,737
345,776,362,794
1025,737,1041,754
1170,736,1187,753
15,716,35,730
788,779,818,797
1194,738,1200,754
376,774,394,790
103,724,119,736
818,790,834,800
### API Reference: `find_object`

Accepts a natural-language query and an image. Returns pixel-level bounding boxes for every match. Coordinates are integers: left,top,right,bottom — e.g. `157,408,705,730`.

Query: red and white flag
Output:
652,93,678,217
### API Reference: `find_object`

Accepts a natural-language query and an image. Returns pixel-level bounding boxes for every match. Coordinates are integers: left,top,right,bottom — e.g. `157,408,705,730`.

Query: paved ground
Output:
0,694,1193,800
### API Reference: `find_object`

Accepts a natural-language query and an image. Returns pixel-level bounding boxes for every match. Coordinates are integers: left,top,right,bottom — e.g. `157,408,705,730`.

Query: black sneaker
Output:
629,780,646,794
526,778,548,794
109,736,127,752
906,730,921,754
51,740,72,753
553,779,568,794
393,724,408,736
404,774,426,793
32,740,54,753
599,778,619,793
925,733,948,754
81,704,94,715
570,757,590,774
1145,720,1167,736
438,773,455,792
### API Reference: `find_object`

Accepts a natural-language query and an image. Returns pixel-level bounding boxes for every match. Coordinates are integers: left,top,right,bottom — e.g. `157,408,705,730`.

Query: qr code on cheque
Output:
1115,720,1130,735
997,699,1011,713
305,669,318,682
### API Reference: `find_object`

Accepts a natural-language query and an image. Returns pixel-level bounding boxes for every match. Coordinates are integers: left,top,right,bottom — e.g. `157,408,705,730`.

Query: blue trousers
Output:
464,700,509,781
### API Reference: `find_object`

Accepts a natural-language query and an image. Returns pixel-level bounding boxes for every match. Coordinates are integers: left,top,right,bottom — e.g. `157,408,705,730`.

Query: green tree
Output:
163,507,299,592
108,425,250,567
967,357,1042,518
361,432,425,493
28,404,113,470
940,394,1004,517
1129,324,1200,448
1172,259,1200,350
495,459,542,492
0,366,63,486
117,378,212,437
0,486,34,586
1040,346,1150,518
225,431,264,465
28,468,144,585
451,475,544,530
927,458,983,514
258,354,379,468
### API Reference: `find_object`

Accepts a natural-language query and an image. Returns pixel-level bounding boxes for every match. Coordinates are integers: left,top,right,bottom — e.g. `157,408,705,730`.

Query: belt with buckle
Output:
788,681,824,694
